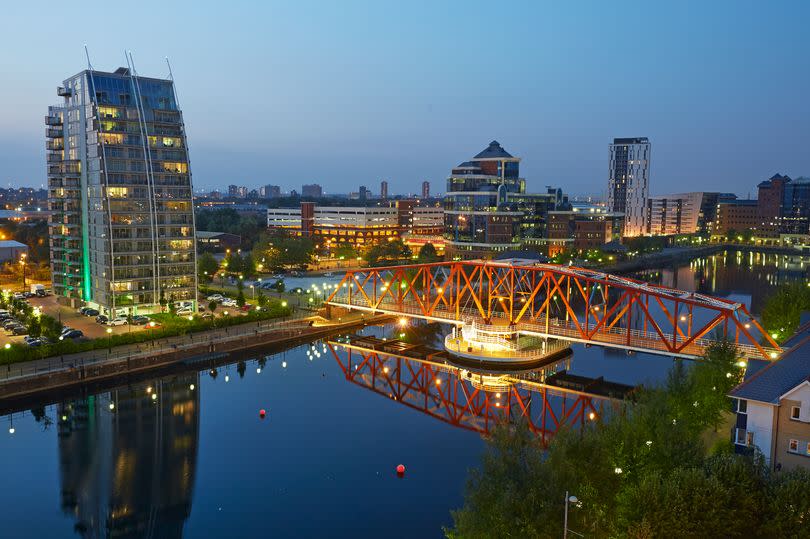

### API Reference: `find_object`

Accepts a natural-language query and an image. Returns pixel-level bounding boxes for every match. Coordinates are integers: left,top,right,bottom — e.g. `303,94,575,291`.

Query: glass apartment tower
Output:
607,137,650,237
46,66,197,315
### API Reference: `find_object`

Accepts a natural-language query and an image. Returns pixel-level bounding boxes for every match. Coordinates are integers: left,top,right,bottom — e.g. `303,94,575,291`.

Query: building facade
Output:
444,141,526,259
422,180,430,199
380,180,388,199
731,317,810,471
713,200,760,237
546,206,624,256
47,66,197,315
607,137,650,237
302,184,323,198
645,192,704,236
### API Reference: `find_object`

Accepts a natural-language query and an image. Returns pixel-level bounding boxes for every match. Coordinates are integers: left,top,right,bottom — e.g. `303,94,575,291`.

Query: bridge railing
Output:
327,294,778,360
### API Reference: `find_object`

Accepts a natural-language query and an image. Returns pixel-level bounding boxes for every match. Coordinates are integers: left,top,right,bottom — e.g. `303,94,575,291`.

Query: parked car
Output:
23,336,38,345
95,315,109,324
83,308,100,317
176,308,194,316
108,317,128,326
3,319,20,330
22,292,33,298
0,314,12,322
240,304,252,312
206,294,224,302
221,299,238,308
131,315,149,325
10,325,28,335
12,293,25,300
78,306,91,315
60,326,73,335
60,329,83,340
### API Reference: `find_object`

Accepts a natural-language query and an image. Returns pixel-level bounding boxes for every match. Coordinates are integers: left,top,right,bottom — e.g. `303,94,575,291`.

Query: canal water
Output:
0,250,806,538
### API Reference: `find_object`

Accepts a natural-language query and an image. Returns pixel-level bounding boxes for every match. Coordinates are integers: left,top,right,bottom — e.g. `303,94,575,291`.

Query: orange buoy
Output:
396,464,405,476
259,409,266,418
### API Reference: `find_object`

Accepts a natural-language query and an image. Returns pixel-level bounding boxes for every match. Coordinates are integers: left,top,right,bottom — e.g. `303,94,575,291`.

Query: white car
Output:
108,317,128,326
221,299,238,308
176,308,194,316
206,294,224,302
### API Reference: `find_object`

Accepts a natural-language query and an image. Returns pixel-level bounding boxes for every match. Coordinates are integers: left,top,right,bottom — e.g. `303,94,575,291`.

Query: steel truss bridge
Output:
327,337,630,445
325,260,781,361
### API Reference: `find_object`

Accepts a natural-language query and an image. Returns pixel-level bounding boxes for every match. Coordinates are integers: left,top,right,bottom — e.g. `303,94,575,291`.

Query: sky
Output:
1,0,808,198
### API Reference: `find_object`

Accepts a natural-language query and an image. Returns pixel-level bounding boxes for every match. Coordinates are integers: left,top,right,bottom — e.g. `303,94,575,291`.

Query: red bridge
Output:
324,260,781,361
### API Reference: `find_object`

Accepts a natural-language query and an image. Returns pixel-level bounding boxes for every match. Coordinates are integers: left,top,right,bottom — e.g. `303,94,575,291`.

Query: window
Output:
789,439,799,453
737,399,747,413
791,406,801,420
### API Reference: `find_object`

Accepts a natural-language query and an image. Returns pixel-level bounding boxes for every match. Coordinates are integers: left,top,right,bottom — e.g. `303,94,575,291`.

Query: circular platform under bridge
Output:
444,321,571,366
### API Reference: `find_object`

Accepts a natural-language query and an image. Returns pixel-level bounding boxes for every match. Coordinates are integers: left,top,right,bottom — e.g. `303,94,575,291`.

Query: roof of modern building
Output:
196,231,240,239
612,137,649,145
0,240,27,248
493,250,549,263
473,141,513,160
730,316,810,404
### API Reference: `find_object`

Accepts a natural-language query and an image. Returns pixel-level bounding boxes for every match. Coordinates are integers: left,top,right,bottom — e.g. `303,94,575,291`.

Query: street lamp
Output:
19,253,27,288
106,327,113,353
563,492,581,539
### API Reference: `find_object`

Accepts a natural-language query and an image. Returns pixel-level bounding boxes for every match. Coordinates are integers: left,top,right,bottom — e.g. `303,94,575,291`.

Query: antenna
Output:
165,56,174,81
84,44,94,71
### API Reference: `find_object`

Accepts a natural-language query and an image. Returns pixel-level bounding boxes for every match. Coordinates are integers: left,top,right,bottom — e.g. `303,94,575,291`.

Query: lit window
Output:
789,439,799,453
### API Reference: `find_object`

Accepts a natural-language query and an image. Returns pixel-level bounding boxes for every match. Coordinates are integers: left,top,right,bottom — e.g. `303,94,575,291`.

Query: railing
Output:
327,294,779,360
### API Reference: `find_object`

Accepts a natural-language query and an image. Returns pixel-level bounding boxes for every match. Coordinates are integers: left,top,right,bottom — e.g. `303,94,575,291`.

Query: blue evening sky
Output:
1,0,808,197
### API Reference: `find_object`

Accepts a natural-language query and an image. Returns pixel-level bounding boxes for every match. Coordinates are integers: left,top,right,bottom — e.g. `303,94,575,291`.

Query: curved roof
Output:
473,141,513,160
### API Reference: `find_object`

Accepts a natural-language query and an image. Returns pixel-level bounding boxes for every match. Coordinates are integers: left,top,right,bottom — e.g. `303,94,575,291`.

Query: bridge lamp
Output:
588,412,596,420
737,360,747,368
383,367,389,373
744,323,751,329
770,352,778,359
437,287,443,293
399,317,408,327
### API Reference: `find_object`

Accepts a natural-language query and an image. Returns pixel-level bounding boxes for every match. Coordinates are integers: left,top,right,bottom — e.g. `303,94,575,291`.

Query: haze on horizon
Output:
1,0,808,198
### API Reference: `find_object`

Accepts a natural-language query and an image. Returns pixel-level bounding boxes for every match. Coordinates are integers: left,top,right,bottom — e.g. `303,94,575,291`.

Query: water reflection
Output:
57,373,199,538
635,250,809,314
328,336,632,446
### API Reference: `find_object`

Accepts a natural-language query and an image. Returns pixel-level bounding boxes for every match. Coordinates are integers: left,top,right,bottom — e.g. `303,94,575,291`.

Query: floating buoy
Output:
259,409,266,418
396,464,405,476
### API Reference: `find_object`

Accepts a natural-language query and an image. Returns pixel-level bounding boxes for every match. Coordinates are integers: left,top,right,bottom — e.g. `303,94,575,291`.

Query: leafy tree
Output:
159,290,167,312
364,239,412,266
168,294,177,315
417,242,440,263
761,282,810,342
236,280,246,307
256,289,268,307
27,316,41,338
333,243,358,260
725,228,738,242
197,252,219,282
40,315,63,340
208,300,218,317
761,468,810,537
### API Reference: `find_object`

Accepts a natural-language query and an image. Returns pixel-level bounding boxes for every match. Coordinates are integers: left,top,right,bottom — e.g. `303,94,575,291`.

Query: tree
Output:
40,315,63,340
364,239,412,266
236,280,246,307
197,252,219,282
761,282,810,342
256,289,268,308
27,316,41,338
168,294,177,315
334,243,358,261
208,300,218,317
725,228,738,242
417,242,439,263
159,290,167,312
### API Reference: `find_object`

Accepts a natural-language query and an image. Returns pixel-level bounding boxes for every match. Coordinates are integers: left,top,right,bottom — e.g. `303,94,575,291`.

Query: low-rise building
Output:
545,206,624,256
730,316,810,471
196,231,241,252
0,240,28,263
713,200,759,237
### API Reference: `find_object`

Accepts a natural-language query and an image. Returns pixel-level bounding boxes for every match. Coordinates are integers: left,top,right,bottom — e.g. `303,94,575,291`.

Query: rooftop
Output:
473,141,514,160
730,317,810,404
0,240,27,249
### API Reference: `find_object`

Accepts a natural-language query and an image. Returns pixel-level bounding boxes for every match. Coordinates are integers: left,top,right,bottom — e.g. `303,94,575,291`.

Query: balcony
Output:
57,86,72,97
47,153,62,163
46,128,63,139
46,140,64,151
45,115,62,126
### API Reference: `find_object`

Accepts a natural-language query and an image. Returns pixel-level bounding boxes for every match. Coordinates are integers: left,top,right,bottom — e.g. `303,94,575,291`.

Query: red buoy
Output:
396,464,405,476
259,409,266,418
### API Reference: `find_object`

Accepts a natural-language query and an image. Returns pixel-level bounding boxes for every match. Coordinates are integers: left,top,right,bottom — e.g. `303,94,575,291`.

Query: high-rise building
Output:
302,184,323,198
47,66,197,314
422,181,430,199
380,180,388,199
359,185,369,201
228,185,239,197
262,184,281,198
607,137,650,237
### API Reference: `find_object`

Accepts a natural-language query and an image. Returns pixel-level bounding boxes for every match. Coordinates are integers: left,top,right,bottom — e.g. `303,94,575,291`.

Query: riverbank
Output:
0,310,392,400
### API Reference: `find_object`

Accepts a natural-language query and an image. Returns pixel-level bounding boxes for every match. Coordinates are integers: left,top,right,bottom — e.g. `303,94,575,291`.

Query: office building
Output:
262,184,281,198
422,181,430,199
302,184,323,198
713,200,759,237
546,206,624,256
444,141,568,259
268,205,400,248
359,185,369,201
607,137,650,237
646,192,738,236
380,180,388,199
47,66,197,314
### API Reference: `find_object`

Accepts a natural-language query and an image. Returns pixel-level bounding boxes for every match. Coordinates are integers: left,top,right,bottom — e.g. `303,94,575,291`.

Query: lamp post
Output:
106,327,113,353
563,491,580,539
19,253,27,288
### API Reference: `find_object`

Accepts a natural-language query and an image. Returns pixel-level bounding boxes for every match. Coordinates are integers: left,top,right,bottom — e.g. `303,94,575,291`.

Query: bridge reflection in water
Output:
328,336,633,446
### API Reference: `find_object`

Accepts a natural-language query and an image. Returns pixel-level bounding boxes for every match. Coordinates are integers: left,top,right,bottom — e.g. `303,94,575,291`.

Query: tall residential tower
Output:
607,137,650,237
46,65,197,315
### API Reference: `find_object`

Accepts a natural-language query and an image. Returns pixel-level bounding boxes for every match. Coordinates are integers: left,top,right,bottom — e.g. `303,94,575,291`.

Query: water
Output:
0,249,806,538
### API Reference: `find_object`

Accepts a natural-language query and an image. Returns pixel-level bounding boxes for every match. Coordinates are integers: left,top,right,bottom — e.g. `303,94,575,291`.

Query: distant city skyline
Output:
1,1,808,197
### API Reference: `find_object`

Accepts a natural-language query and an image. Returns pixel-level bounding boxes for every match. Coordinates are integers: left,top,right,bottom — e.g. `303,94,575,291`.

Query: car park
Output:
108,317,128,326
